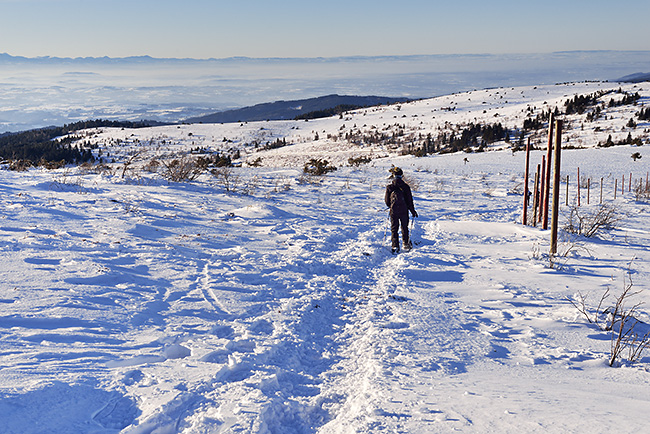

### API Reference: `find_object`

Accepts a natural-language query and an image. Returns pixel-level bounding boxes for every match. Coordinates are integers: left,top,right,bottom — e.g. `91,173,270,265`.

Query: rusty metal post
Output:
537,155,548,222
533,164,540,226
550,119,563,255
543,112,554,228
522,138,531,225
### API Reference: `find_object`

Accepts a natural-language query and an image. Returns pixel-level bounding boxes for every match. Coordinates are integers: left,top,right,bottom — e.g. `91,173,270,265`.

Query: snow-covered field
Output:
1,82,650,433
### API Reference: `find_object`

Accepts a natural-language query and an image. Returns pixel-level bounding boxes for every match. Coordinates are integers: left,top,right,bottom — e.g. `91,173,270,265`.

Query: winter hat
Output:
390,166,403,177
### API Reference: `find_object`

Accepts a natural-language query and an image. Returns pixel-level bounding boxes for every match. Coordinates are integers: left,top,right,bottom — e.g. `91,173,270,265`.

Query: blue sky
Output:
1,0,649,59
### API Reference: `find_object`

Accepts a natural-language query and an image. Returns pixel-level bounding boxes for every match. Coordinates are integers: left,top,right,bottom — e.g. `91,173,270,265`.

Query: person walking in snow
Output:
385,166,418,253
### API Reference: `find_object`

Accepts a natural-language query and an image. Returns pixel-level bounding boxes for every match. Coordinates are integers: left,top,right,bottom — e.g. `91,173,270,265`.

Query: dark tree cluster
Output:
404,122,509,156
565,90,639,120
523,107,559,130
564,92,606,115
295,104,361,120
261,138,290,151
599,133,644,148
196,153,233,169
0,119,161,167
637,107,650,121
608,91,641,108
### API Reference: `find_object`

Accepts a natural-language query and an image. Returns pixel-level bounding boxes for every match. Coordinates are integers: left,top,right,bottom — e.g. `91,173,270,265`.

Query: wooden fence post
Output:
537,155,548,227
550,120,563,255
615,178,618,199
522,138,531,225
533,165,540,226
543,112,554,229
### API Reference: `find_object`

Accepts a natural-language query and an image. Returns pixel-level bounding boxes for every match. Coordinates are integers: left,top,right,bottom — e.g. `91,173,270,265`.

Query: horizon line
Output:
2,49,650,63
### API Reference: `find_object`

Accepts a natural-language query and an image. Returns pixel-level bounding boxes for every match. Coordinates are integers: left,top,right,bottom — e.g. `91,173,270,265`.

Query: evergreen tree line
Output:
607,91,641,108
404,122,509,156
0,119,162,165
522,108,559,130
564,90,611,115
294,104,362,120
599,132,644,148
565,89,640,119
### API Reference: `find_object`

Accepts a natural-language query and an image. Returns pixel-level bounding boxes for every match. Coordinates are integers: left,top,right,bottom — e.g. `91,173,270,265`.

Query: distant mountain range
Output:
184,94,411,124
617,72,650,83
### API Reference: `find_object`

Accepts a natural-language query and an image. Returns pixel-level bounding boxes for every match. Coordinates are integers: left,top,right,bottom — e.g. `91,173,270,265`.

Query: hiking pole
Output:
383,212,389,242
410,215,418,246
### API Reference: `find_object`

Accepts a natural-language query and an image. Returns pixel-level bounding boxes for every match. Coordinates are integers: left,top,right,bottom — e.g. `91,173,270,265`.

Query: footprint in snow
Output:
226,339,256,353
211,324,236,339
122,369,145,386
249,319,274,335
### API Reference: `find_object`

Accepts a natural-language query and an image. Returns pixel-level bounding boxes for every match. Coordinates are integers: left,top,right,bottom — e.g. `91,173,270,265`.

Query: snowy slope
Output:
72,81,649,169
1,82,650,433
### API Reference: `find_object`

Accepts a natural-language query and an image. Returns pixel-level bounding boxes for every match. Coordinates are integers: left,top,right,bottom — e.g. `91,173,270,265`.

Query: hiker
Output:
385,167,418,253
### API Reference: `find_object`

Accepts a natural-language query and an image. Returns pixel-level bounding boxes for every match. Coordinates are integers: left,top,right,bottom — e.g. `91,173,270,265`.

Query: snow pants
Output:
390,212,410,249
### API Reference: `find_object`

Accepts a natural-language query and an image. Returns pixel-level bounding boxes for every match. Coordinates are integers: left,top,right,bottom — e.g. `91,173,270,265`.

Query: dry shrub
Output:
211,166,240,192
303,158,337,176
563,203,621,238
567,270,650,367
633,179,650,202
160,155,204,182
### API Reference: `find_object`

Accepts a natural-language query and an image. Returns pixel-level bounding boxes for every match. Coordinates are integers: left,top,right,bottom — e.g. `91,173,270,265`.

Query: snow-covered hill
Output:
1,81,649,433
70,81,649,170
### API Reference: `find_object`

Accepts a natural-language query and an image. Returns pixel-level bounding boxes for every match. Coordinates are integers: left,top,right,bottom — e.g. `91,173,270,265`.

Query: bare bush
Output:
78,162,113,175
303,158,337,176
402,173,420,191
273,176,292,192
563,202,622,237
567,270,650,367
633,179,650,202
143,158,161,174
348,156,372,167
607,274,650,366
160,155,204,182
121,150,145,179
211,166,240,192
239,175,260,196
8,159,33,171
51,167,87,193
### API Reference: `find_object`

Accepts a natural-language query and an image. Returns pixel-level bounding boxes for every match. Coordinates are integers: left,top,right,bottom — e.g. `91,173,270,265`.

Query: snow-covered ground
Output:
1,82,650,433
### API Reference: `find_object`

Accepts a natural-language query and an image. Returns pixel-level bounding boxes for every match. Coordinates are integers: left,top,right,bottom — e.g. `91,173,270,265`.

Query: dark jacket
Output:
385,177,416,216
